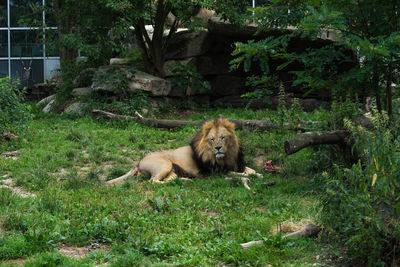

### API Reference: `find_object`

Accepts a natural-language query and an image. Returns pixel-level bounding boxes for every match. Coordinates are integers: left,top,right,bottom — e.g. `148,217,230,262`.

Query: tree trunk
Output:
386,60,393,118
54,0,78,70
284,130,349,155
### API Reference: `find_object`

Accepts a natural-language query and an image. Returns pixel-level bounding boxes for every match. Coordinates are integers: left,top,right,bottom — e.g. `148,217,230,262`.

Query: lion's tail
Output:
105,167,140,186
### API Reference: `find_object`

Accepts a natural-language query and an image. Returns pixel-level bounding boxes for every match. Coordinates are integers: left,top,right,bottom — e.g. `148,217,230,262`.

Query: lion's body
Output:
137,146,200,182
106,118,259,185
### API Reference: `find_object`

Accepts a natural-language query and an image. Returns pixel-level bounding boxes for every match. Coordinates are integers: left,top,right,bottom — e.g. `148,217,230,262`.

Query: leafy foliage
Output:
0,78,32,134
168,61,211,95
231,0,400,117
321,111,400,265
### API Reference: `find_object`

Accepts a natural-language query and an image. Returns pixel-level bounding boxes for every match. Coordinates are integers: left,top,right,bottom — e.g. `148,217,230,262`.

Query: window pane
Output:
0,60,8,78
45,29,58,57
11,59,43,87
45,2,57,27
0,30,8,57
10,0,42,27
0,0,7,27
10,30,43,57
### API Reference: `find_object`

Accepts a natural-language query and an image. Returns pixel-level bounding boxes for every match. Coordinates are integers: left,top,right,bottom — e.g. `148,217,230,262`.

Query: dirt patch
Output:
1,131,17,142
4,258,26,266
253,155,265,169
2,150,20,160
271,219,315,234
52,167,69,176
58,243,110,259
0,179,36,198
256,207,268,213
200,210,219,217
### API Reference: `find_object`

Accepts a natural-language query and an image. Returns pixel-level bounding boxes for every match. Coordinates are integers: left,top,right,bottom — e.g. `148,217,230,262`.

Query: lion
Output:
106,117,261,186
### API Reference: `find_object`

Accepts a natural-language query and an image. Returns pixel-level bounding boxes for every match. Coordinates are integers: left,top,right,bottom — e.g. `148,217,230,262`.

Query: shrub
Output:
0,77,31,134
320,111,400,266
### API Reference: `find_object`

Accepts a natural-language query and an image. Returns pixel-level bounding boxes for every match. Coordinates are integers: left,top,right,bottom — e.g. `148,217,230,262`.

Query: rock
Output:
208,16,337,42
215,95,328,111
207,17,260,38
91,65,131,92
64,103,90,116
73,68,97,87
165,31,211,60
72,87,93,97
209,75,245,96
110,58,132,65
127,71,171,96
163,57,197,77
42,99,56,113
196,55,233,75
36,94,56,107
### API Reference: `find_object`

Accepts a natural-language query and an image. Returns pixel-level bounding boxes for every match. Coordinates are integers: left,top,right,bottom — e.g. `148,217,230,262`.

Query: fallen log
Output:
240,223,321,249
92,109,308,131
284,130,349,155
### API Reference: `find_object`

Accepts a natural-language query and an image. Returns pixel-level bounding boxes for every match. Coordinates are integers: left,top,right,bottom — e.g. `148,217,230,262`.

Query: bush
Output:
320,111,400,266
0,77,31,134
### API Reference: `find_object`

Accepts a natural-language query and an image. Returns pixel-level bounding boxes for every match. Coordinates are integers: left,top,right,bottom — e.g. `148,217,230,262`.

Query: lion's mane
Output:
190,118,245,175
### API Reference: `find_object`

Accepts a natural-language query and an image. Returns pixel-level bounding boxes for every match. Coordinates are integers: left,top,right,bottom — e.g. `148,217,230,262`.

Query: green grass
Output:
0,108,340,266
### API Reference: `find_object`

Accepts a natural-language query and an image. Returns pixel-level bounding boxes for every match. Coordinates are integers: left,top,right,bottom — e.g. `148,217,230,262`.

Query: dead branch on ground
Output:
240,224,321,249
92,110,308,131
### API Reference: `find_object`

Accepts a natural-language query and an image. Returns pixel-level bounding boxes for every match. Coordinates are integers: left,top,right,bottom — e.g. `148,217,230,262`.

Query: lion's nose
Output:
215,146,222,151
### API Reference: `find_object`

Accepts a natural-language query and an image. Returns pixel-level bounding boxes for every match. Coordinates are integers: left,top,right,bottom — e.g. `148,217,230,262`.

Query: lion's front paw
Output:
255,173,263,178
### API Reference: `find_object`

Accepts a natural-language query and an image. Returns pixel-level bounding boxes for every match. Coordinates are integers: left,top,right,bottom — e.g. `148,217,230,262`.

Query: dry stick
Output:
92,110,308,131
240,224,321,249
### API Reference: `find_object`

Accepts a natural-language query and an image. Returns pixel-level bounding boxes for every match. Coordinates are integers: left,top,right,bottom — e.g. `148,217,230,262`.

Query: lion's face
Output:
206,125,231,159
191,118,241,168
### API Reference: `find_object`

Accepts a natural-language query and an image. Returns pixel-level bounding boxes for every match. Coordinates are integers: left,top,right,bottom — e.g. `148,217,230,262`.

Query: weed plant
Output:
0,78,31,134
320,111,400,266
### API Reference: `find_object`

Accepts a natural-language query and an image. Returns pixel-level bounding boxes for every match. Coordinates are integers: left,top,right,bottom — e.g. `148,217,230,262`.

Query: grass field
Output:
0,108,342,266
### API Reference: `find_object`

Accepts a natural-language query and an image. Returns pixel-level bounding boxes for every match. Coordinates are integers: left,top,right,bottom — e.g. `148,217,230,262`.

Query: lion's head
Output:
190,118,245,174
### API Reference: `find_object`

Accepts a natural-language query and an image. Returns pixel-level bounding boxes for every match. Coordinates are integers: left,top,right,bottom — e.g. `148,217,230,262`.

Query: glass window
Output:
10,0,42,27
0,30,8,57
45,2,57,27
45,29,58,57
0,60,8,78
11,59,43,87
10,30,43,57
0,0,7,27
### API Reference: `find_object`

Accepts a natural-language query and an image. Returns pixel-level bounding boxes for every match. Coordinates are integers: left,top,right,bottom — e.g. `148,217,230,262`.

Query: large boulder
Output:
163,55,235,77
127,71,171,96
209,75,245,96
73,68,97,87
71,87,93,97
42,99,56,113
165,31,211,60
110,58,132,65
64,102,90,116
207,17,260,38
36,94,56,107
163,58,197,77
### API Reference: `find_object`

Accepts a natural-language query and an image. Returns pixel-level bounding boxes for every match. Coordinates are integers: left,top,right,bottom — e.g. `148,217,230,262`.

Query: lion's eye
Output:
210,138,215,142
221,136,225,140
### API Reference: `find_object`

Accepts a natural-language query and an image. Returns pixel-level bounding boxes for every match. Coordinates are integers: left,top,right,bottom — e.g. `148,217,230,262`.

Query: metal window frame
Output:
2,0,59,81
